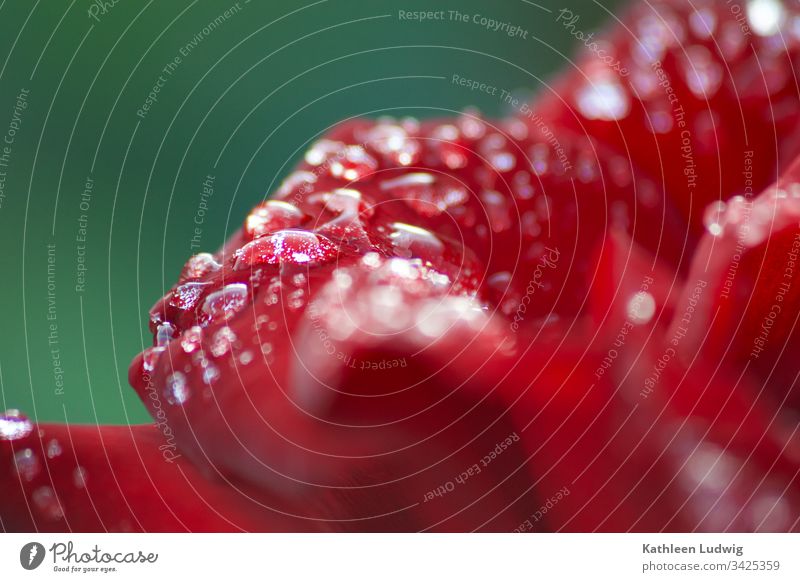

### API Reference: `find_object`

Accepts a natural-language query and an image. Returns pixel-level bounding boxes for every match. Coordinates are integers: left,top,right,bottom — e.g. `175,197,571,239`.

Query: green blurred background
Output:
0,0,623,425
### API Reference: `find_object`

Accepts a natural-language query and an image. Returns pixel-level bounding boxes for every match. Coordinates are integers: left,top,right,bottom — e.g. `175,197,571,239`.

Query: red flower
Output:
3,0,800,532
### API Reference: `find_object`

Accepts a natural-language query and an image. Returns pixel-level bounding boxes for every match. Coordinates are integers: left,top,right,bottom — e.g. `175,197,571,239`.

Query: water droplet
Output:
626,292,656,325
13,449,40,482
180,326,203,354
432,124,469,169
245,200,306,240
689,7,716,38
431,123,460,142
386,257,424,281
416,303,455,338
576,77,631,121
649,108,673,134
363,122,407,152
234,230,338,270
275,171,317,200
362,122,420,166
512,171,534,200
333,269,353,290
458,110,486,140
32,486,64,520
505,118,529,141
480,190,512,232
238,351,254,366
46,439,63,459
179,253,221,281
720,21,748,58
210,327,237,358
313,189,374,251
362,252,382,269
488,151,516,173
156,322,176,348
370,285,403,309
202,364,220,385
305,139,344,166
389,222,445,263
73,466,88,489
682,45,722,98
286,288,306,311
381,173,469,218
487,271,513,301
170,282,210,311
635,12,683,62
530,143,550,176
747,0,785,36
685,444,736,490
482,133,516,173
140,347,165,374
521,211,542,238
201,283,249,321
703,201,728,236
328,145,378,181
575,151,600,183
0,410,33,441
165,372,189,405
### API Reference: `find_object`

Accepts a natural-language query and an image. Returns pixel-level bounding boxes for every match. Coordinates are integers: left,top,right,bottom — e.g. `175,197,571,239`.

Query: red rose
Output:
3,0,800,532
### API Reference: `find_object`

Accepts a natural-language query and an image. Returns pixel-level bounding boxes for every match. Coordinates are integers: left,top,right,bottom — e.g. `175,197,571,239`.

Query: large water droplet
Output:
170,282,209,311
313,189,374,252
234,230,338,270
747,0,785,36
381,173,469,218
0,410,33,441
201,283,249,321
362,122,420,166
626,291,657,325
245,200,306,240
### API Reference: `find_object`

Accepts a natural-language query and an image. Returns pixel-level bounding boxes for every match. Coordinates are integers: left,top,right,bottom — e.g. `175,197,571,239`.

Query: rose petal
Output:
674,157,800,411
534,0,800,239
0,420,312,532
